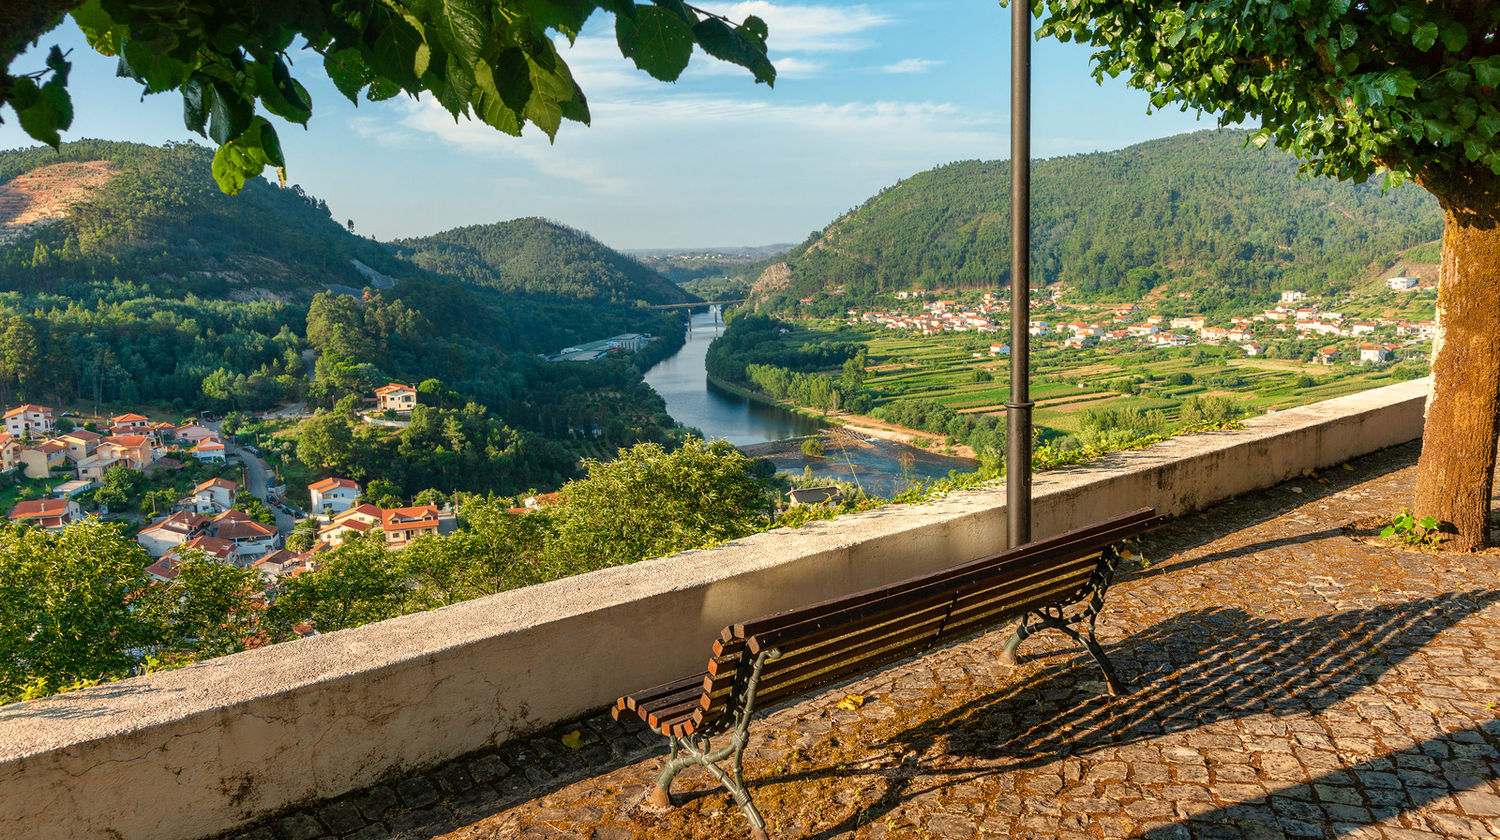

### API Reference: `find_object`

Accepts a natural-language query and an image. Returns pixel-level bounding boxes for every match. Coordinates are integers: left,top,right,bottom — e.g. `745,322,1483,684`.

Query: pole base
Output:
751,829,769,840
648,787,673,808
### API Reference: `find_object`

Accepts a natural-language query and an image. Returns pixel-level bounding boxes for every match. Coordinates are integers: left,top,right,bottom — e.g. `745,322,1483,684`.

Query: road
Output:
218,433,296,534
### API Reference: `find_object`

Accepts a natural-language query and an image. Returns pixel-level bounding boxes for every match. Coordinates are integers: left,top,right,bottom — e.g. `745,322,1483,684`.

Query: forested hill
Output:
755,129,1442,312
0,140,419,296
394,217,695,306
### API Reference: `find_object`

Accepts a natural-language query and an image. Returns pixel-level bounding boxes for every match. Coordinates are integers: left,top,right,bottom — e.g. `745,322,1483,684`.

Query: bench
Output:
612,507,1165,839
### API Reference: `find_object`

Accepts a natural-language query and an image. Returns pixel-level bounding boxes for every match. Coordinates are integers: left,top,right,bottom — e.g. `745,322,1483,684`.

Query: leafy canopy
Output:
1032,0,1500,193
7,0,773,193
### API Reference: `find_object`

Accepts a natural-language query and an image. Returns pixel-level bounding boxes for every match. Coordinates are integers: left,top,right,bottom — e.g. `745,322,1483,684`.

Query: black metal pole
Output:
1005,0,1033,549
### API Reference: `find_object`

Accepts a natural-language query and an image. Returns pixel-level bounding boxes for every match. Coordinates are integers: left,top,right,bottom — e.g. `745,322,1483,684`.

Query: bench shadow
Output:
784,587,1499,840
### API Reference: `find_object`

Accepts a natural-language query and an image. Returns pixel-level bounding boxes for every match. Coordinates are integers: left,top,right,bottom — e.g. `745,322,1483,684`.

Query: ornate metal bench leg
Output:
1082,629,1128,696
698,753,769,840
651,736,690,807
998,617,1031,665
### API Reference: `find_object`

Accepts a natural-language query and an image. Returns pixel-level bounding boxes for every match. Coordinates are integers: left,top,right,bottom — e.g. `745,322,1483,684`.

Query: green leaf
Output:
1417,516,1439,530
692,17,774,85
1379,525,1396,539
1412,21,1439,51
437,0,489,65
207,80,252,145
118,38,188,92
70,0,121,55
617,5,694,82
1388,10,1411,34
181,74,210,134
9,78,60,148
1475,57,1500,88
324,49,373,102
1440,24,1467,53
211,117,285,193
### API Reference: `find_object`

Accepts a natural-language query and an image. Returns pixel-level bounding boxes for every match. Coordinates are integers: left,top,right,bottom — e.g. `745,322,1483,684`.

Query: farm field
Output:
775,326,1426,443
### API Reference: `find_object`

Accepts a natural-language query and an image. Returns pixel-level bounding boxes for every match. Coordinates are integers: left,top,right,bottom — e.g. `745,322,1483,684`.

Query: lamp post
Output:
1005,0,1034,549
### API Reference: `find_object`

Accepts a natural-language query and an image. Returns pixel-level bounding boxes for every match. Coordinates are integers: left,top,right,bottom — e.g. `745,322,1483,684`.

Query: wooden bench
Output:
612,507,1165,839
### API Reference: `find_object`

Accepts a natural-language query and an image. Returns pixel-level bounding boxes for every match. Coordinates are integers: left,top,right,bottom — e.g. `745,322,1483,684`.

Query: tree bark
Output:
1413,195,1500,551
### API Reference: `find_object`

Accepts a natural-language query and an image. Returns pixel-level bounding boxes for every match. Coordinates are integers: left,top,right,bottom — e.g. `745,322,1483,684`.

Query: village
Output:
850,279,1437,366
0,379,460,592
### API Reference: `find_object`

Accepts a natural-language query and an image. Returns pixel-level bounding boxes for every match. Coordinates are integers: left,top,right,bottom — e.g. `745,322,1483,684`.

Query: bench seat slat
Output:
729,508,1158,642
748,553,1100,662
753,569,1096,691
744,548,1106,655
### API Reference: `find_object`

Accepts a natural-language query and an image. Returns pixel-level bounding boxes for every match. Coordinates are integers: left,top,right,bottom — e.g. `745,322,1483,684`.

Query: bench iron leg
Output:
997,619,1031,666
648,649,780,839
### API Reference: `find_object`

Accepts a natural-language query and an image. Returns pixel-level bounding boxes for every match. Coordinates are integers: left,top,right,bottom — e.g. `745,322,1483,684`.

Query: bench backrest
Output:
682,507,1163,735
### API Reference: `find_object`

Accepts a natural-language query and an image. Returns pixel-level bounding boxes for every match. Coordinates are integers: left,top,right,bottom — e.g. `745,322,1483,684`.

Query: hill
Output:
394,217,694,306
753,129,1443,314
0,140,421,299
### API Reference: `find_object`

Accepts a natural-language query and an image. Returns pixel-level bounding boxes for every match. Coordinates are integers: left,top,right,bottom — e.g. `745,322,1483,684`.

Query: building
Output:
606,334,650,353
318,504,384,547
1280,290,1307,303
207,510,278,560
101,435,155,469
380,505,441,548
375,383,418,414
3,404,53,438
75,452,126,483
9,497,82,530
110,413,151,432
1242,342,1264,357
18,441,67,479
174,424,217,445
189,439,226,463
308,477,361,515
1359,344,1394,364
1386,276,1419,290
136,511,211,558
192,478,237,514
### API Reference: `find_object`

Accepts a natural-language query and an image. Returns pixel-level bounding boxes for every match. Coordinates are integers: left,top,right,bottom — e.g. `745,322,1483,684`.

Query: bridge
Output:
645,299,746,310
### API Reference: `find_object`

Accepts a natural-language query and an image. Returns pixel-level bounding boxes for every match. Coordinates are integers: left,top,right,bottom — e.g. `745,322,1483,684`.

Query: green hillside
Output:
758,129,1442,313
394,217,695,306
0,140,419,296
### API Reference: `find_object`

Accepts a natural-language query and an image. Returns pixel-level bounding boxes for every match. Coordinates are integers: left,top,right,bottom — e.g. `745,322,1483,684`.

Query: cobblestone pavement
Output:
223,441,1500,840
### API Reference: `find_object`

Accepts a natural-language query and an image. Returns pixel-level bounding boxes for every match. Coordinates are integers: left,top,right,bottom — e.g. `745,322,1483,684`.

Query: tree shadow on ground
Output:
1136,718,1500,839
786,588,1499,840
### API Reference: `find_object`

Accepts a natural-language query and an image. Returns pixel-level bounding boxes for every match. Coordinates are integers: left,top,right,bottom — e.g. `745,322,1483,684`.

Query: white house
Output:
207,510,278,561
308,477,361,515
1280,290,1307,304
3,404,53,438
189,439,226,462
192,478,237,514
1386,276,1419,290
1359,344,1394,364
375,383,418,413
136,511,210,558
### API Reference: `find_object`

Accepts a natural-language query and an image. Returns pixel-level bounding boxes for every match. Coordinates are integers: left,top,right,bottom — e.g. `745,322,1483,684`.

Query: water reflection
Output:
643,308,977,497
643,310,823,446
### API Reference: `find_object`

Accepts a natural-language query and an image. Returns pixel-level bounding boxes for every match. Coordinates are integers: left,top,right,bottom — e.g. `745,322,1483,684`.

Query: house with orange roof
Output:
151,535,239,576
308,477,361,515
317,504,384,547
58,429,101,462
207,510,278,560
252,549,315,582
173,424,217,446
110,412,150,430
8,497,82,530
192,478,237,514
75,451,125,483
136,510,211,558
18,440,67,479
380,505,440,548
0,432,20,473
374,383,418,414
3,404,53,438
189,438,226,463
101,434,155,468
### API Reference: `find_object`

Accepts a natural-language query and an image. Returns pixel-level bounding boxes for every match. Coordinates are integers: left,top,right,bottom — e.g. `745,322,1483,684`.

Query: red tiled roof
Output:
211,519,276,540
61,430,101,442
374,383,414,395
308,477,359,494
112,413,149,422
195,478,237,493
4,404,52,417
177,536,236,560
9,498,71,519
381,505,440,531
105,435,149,446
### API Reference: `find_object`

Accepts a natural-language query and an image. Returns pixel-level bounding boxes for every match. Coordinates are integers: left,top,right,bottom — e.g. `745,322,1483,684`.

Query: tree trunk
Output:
1413,199,1500,551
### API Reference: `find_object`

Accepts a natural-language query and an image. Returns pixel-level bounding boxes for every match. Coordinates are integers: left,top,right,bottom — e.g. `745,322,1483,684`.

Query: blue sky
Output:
0,2,1218,249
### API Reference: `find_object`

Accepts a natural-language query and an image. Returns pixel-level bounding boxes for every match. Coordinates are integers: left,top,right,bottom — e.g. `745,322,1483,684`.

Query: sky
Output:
0,2,1220,250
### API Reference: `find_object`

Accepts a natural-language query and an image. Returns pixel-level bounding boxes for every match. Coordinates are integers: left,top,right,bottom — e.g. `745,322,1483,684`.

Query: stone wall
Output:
0,379,1428,840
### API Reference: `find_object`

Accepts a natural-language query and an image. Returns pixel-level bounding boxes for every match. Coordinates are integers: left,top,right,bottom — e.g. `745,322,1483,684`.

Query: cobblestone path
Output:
225,441,1500,840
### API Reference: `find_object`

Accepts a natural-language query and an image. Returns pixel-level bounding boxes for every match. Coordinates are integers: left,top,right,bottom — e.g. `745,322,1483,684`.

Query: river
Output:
643,309,977,497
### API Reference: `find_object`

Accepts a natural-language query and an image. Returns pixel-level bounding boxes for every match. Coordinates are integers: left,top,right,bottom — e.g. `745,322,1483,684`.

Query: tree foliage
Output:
2,0,774,192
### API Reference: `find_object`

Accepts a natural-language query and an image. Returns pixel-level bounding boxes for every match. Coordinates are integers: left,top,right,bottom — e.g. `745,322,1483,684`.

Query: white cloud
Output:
704,2,893,53
882,58,944,74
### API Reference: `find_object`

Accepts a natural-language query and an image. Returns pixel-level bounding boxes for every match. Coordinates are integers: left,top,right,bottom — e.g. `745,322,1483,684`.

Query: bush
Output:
801,438,826,458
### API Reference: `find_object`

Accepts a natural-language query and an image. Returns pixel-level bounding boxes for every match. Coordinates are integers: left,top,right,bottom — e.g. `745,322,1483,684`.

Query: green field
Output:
763,323,1426,447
